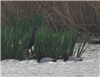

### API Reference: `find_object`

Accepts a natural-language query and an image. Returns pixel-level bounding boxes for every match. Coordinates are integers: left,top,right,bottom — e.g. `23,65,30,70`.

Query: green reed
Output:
1,12,45,60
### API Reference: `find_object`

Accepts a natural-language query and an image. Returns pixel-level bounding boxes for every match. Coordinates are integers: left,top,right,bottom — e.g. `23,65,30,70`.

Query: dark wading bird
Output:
24,26,38,59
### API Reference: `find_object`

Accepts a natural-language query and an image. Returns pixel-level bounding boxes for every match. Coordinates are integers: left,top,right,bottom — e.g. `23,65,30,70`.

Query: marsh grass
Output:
1,25,25,60
73,36,89,58
1,13,45,60
1,13,87,60
33,27,87,60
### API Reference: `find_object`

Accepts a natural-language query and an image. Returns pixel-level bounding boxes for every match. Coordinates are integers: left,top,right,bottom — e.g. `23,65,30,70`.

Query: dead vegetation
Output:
1,1,100,34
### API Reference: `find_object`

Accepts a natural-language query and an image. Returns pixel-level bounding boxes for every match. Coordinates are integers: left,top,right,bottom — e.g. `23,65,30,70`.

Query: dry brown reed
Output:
1,1,100,34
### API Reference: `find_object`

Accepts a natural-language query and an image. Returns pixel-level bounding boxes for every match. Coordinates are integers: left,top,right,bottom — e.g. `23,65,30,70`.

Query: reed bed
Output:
1,14,88,60
33,28,81,59
1,13,45,60
1,1,100,34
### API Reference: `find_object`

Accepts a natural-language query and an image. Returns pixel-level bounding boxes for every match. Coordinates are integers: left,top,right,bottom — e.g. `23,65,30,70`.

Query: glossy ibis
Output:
24,26,38,59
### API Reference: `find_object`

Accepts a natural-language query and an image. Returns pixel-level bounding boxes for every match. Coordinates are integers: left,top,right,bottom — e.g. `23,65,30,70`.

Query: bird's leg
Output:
29,49,32,57
29,49,31,53
32,46,34,51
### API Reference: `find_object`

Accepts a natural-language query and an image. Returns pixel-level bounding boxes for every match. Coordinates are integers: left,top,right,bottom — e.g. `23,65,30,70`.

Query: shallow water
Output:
1,44,100,77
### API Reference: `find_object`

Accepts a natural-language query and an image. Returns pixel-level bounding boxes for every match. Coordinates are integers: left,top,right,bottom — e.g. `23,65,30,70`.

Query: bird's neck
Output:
31,30,36,38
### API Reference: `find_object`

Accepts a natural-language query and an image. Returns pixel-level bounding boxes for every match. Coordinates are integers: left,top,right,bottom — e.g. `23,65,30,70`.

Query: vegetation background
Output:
1,1,100,36
2,1,98,60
